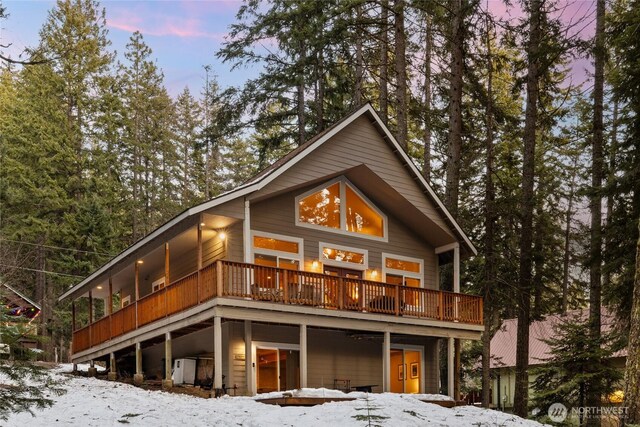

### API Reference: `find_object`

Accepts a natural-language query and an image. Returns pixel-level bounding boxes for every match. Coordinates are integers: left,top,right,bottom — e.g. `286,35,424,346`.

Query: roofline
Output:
59,103,476,301
2,283,41,310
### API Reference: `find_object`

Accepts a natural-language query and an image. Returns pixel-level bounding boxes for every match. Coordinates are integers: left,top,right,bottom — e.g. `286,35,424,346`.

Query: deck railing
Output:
72,260,483,354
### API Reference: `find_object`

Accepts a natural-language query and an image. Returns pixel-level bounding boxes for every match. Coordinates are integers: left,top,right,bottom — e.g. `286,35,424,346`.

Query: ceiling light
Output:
97,285,103,290
218,231,226,240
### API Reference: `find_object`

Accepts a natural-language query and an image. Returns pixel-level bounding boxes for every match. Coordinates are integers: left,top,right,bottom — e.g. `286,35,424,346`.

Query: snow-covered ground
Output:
5,364,547,426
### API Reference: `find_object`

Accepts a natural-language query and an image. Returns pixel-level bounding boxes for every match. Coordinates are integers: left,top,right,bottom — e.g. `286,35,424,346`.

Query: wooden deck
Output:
72,260,483,354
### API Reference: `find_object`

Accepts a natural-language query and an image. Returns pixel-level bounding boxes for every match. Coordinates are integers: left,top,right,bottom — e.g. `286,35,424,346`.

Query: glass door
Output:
390,348,422,394
256,347,300,393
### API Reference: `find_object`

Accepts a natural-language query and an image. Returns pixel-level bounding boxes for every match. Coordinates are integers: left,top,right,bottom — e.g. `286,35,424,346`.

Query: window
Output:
296,177,387,240
251,232,303,288
320,242,368,270
383,254,424,306
152,277,165,293
382,254,423,286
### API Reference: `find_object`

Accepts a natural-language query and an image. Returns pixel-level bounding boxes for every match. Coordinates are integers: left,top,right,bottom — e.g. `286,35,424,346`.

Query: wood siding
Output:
251,189,438,289
250,116,452,235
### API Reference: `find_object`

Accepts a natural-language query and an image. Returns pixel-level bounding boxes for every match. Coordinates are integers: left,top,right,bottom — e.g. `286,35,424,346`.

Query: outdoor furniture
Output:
352,384,377,392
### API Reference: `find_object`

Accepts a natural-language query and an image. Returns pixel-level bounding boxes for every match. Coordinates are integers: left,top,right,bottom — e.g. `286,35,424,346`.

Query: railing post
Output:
197,220,202,304
438,292,443,320
338,277,344,309
216,260,223,297
359,281,365,311
283,269,289,303
135,260,140,329
88,292,93,346
394,285,400,316
479,297,484,325
165,242,170,317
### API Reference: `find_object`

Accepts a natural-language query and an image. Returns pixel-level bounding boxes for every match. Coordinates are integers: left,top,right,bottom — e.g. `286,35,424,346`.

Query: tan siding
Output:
251,190,438,289
207,197,245,219
226,221,245,262
307,328,383,390
251,116,451,234
202,237,226,267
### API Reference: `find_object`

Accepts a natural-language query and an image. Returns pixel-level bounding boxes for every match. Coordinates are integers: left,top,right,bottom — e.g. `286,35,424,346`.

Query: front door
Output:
322,267,363,307
256,347,300,393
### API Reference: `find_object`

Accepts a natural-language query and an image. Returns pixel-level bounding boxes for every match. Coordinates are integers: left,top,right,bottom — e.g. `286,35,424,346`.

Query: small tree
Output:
532,313,622,425
0,308,65,420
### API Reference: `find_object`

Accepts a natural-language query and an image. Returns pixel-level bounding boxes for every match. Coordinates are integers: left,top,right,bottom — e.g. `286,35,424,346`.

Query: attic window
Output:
296,177,387,240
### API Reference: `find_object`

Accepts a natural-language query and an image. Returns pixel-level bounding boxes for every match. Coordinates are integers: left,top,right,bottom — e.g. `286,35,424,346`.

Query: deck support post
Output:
88,359,97,377
162,332,173,389
300,324,308,388
383,331,390,392
245,320,253,395
453,245,460,400
197,219,203,303
134,342,144,386
108,352,117,381
447,337,455,399
213,316,223,393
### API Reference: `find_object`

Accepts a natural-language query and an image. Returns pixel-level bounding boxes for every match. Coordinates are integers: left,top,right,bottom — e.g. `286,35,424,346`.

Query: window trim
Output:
250,230,304,266
382,253,424,287
319,241,368,271
295,176,388,242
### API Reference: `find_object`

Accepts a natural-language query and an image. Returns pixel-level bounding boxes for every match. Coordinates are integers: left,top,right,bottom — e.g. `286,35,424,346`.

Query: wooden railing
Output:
72,260,483,354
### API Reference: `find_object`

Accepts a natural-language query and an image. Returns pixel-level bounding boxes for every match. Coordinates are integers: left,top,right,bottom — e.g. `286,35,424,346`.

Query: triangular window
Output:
296,178,387,240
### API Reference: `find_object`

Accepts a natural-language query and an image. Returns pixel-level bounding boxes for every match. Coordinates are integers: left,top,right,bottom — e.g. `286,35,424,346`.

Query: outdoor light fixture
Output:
97,285,103,290
312,260,319,269
200,222,206,227
137,260,144,264
370,270,378,278
218,231,227,240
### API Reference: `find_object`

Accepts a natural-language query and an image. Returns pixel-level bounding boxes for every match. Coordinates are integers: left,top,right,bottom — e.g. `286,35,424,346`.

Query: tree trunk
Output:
623,218,640,425
297,38,306,146
445,0,464,219
379,0,389,124
393,0,407,150
422,15,433,182
587,0,605,422
562,163,577,313
316,48,325,131
513,0,541,417
354,2,364,107
481,14,495,407
604,100,618,289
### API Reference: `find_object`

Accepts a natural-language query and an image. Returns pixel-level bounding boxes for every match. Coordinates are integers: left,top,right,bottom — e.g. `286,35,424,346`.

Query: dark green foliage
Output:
0,310,66,420
532,313,622,424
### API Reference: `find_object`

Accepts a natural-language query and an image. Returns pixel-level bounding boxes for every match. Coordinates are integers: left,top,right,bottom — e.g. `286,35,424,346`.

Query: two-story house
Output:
59,104,482,397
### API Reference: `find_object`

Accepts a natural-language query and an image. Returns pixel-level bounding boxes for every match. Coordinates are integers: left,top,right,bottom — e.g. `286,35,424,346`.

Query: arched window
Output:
296,177,387,240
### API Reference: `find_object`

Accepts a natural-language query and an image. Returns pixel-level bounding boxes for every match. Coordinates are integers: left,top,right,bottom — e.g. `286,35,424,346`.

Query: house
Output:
1,282,41,349
489,308,627,410
58,104,482,396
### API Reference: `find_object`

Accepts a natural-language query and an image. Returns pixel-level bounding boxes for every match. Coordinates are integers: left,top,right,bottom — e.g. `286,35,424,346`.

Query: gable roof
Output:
1,283,41,310
489,308,627,369
59,103,476,301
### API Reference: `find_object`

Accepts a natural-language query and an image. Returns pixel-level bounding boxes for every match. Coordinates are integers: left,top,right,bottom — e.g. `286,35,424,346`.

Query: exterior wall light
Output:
218,231,227,240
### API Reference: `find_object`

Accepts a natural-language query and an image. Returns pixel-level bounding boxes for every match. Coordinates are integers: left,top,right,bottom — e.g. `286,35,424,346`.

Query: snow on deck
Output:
4,364,547,426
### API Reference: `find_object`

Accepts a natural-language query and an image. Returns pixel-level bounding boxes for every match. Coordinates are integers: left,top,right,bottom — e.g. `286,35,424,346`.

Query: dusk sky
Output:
1,1,595,98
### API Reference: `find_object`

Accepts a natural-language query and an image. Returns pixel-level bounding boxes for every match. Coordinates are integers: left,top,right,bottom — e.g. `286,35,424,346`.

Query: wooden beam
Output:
71,300,76,331
88,291,93,324
134,262,140,301
213,316,223,390
300,324,308,388
383,331,390,392
245,320,253,395
197,220,203,303
108,277,113,316
164,243,170,285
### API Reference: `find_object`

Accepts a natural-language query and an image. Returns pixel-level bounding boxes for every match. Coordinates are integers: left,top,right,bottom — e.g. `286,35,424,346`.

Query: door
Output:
256,347,300,393
390,348,422,394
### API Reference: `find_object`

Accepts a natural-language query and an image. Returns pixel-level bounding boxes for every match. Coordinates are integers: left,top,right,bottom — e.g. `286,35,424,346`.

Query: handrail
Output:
72,259,483,354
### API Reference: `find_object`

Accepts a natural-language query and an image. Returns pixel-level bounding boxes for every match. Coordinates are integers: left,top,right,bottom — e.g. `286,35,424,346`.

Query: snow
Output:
4,364,548,426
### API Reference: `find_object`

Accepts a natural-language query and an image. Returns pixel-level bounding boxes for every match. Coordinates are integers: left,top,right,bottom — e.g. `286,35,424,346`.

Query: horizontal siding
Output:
208,197,245,219
251,116,451,234
251,190,438,289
